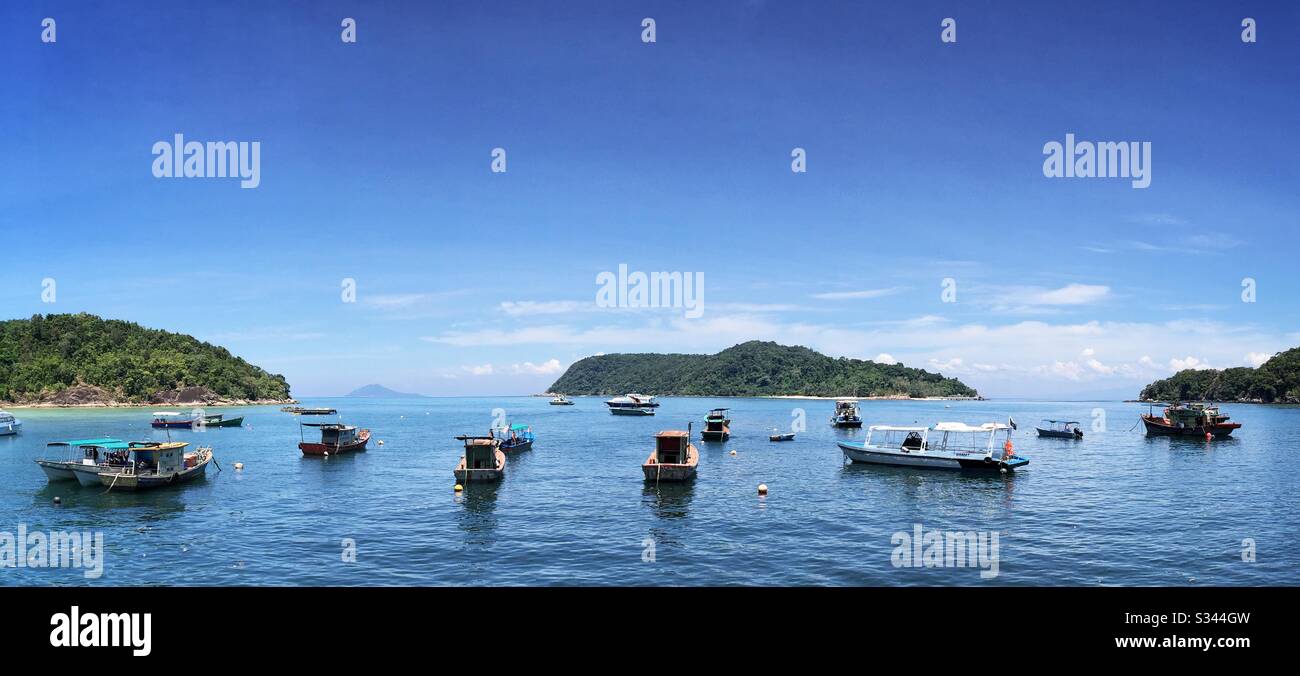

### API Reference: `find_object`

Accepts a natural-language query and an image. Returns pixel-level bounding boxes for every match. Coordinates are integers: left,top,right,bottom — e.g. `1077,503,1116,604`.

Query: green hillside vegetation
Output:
548,341,978,398
1139,347,1300,403
0,313,291,404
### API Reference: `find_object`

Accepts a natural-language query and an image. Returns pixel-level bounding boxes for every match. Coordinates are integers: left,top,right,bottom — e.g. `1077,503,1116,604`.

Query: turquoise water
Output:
1,397,1297,586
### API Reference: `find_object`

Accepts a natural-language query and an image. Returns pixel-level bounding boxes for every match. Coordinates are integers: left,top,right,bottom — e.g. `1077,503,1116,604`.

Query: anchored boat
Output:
769,431,795,442
454,435,506,483
282,407,338,415
700,408,730,441
642,426,698,482
838,421,1028,472
1141,402,1241,438
298,422,370,456
1036,419,1083,439
36,438,127,483
830,399,863,428
203,414,244,428
549,394,575,405
606,393,659,416
498,423,534,453
0,409,21,436
98,442,214,492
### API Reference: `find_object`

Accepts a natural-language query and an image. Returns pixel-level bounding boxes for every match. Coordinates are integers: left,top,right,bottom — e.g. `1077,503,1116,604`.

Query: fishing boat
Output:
1141,402,1241,438
0,410,21,436
498,423,534,453
202,414,244,428
700,408,730,441
36,438,127,483
98,441,214,491
830,399,863,428
1036,419,1083,439
298,422,370,456
549,394,575,405
151,412,199,429
769,431,795,442
453,435,506,483
642,426,698,482
837,421,1028,472
282,406,338,415
606,393,659,416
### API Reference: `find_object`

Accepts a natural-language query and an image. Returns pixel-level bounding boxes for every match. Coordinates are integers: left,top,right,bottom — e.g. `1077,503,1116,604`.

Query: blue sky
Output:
3,1,1298,398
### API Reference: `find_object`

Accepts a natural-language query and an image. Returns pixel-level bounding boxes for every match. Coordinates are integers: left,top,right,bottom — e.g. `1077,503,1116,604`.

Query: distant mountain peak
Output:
346,384,427,398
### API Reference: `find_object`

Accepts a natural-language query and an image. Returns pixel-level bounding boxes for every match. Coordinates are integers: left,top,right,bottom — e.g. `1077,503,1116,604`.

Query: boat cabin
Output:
124,442,188,475
305,423,361,446
866,422,1014,458
459,436,499,469
652,431,690,464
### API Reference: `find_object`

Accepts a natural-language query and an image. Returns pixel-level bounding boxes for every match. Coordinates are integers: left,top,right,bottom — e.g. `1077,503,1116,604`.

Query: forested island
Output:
0,313,292,406
1139,347,1300,403
547,341,978,398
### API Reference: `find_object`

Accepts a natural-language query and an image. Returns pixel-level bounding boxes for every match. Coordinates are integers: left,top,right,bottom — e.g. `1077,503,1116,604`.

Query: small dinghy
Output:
498,424,534,453
769,432,795,442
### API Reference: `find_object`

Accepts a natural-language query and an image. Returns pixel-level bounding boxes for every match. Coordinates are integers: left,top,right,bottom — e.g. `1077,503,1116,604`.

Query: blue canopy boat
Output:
498,423,534,453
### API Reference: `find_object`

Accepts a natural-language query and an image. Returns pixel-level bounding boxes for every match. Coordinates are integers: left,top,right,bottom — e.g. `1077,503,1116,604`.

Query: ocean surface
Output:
2,397,1297,586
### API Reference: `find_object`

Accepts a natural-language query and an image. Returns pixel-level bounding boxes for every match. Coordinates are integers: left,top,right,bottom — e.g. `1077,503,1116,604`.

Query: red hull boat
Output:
1141,402,1241,438
299,423,370,456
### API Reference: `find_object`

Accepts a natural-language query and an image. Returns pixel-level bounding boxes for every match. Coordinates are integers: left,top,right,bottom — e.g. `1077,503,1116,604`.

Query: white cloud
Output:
1246,352,1271,367
811,287,903,300
1169,356,1211,372
499,301,589,316
1023,283,1110,306
511,358,563,375
463,364,494,376
874,353,897,365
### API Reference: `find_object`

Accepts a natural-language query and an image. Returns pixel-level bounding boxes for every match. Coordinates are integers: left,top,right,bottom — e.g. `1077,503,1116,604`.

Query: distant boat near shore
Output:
606,393,659,416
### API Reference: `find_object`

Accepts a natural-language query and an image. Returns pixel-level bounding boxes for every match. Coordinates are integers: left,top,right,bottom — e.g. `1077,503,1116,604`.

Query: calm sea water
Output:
2,397,1297,586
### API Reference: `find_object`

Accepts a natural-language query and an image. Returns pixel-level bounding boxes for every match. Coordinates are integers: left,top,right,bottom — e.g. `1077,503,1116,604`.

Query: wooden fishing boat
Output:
700,408,730,441
549,394,575,405
642,427,698,482
769,432,795,442
98,442,214,492
36,438,127,483
838,420,1028,472
282,407,338,415
202,414,244,428
830,399,863,428
453,435,506,483
1141,402,1241,438
1036,419,1083,439
298,423,370,456
0,410,21,436
606,393,659,416
498,424,534,453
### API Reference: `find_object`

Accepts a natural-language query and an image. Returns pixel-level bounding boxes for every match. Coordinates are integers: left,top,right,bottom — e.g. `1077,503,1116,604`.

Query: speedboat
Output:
838,421,1028,472
549,394,575,405
606,393,659,416
0,410,21,436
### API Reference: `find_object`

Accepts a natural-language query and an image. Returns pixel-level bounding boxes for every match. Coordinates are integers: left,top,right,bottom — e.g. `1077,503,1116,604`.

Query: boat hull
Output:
151,421,196,429
701,428,729,441
454,449,506,483
610,407,655,416
1036,428,1082,439
838,441,1028,472
642,444,698,482
204,417,244,428
300,438,369,456
71,463,114,487
500,439,533,453
769,433,795,442
0,421,20,436
99,452,212,492
1142,416,1239,438
35,460,78,482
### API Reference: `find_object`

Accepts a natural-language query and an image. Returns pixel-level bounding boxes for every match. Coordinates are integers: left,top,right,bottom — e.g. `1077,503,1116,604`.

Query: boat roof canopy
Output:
302,423,353,430
152,411,186,416
934,421,1011,432
868,426,928,432
508,423,530,431
1042,419,1080,424
48,437,128,449
656,430,689,437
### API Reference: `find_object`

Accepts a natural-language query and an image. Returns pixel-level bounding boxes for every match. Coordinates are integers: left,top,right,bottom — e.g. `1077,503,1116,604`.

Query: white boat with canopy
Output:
837,421,1028,471
0,410,21,436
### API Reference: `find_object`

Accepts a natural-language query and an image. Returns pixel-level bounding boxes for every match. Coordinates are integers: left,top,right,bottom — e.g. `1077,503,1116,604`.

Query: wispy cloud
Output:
810,286,904,300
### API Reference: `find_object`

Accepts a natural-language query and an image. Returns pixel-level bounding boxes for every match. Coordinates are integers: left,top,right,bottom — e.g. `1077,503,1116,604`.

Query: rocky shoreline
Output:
0,384,295,409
